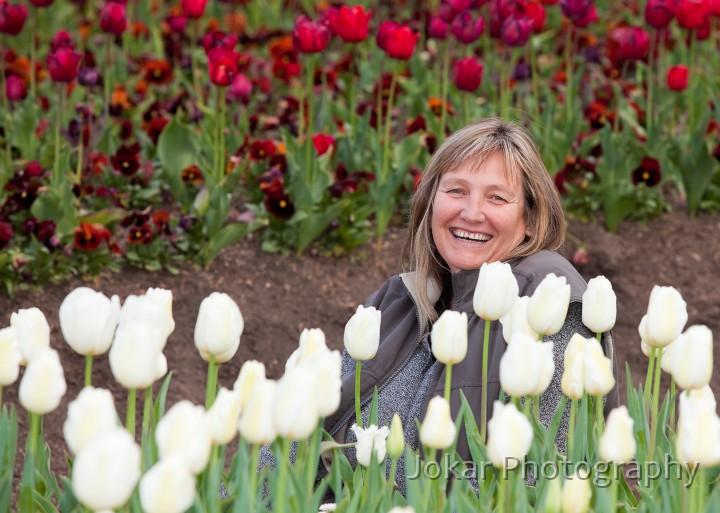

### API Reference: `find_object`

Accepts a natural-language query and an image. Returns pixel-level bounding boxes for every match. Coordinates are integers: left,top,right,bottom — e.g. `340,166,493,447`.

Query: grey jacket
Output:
324,250,620,463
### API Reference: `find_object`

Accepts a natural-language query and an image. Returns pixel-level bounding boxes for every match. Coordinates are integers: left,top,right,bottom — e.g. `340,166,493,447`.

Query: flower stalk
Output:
205,355,218,409
84,354,93,387
481,318,491,442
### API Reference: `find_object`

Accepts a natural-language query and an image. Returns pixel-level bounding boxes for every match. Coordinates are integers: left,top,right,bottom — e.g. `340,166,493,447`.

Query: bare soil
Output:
3,207,720,483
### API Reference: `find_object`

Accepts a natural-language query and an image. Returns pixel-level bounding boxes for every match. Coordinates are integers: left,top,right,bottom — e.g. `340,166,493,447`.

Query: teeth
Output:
451,229,490,242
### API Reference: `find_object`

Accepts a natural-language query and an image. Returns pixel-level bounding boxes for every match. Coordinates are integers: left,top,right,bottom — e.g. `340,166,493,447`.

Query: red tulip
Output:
376,20,399,51
0,2,28,36
6,74,26,101
708,0,720,16
675,0,709,28
450,10,484,44
525,1,547,32
181,0,207,19
292,16,331,53
99,2,127,36
312,134,336,155
228,73,253,102
452,57,484,92
573,4,598,26
501,15,532,46
560,0,597,25
427,16,449,39
382,24,419,60
46,47,82,83
330,5,371,43
666,65,689,91
606,26,650,65
645,0,675,29
50,31,75,52
207,46,239,87
29,0,54,7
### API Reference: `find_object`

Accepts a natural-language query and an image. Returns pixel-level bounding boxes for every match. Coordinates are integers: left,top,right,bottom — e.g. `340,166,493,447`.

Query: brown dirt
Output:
2,208,720,484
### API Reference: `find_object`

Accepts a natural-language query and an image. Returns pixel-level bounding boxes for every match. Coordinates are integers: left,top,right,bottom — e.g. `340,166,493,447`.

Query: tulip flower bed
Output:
2,0,720,292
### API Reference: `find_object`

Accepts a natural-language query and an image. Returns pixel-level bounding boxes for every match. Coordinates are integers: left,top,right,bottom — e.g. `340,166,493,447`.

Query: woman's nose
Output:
459,198,486,223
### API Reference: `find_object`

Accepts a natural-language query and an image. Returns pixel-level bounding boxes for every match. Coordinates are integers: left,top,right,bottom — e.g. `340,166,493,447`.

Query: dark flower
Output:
46,47,82,83
631,157,662,186
249,139,278,160
645,0,675,29
145,116,169,145
73,222,110,251
450,10,484,44
181,164,204,185
0,2,28,36
207,46,240,87
99,1,127,37
77,66,103,88
6,74,26,101
554,155,596,193
453,57,483,92
0,221,14,250
181,0,207,19
127,223,154,244
111,143,141,176
143,59,173,84
264,193,295,220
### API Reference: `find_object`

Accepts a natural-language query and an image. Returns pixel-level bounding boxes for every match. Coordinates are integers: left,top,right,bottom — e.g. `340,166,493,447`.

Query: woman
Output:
323,117,619,483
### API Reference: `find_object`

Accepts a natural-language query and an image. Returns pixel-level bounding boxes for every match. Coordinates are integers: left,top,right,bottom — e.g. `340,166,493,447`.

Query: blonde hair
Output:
400,117,565,324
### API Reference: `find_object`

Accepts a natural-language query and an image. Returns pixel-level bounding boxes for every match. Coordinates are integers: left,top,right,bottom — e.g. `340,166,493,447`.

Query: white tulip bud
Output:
527,274,571,336
156,401,213,474
543,478,562,513
473,261,519,321
676,388,720,467
10,307,50,365
388,508,416,513
19,348,66,415
599,406,636,464
644,285,687,348
274,367,319,440
194,292,244,363
431,310,468,365
486,401,533,469
499,334,542,398
0,327,21,386
669,325,713,390
239,379,277,445
59,287,120,356
582,276,616,334
310,350,342,417
208,387,243,445
583,337,615,397
234,360,266,410
387,413,404,459
419,396,456,450
561,470,592,513
63,387,119,455
72,427,141,511
343,305,381,361
119,289,174,350
351,424,390,467
286,328,328,370
318,504,337,512
139,456,196,513
110,324,165,390
499,296,537,343
561,334,585,400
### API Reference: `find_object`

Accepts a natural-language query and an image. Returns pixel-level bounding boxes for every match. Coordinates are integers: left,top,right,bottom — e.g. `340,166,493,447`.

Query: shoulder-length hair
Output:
400,117,565,324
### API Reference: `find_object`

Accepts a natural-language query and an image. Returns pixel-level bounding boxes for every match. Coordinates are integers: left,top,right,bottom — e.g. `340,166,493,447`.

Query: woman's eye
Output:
446,188,463,195
490,195,507,202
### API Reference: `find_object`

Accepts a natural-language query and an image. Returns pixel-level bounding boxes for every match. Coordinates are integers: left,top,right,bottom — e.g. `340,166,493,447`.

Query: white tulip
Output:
599,406,636,464
234,360,266,410
499,334,542,398
582,276,616,334
669,325,713,390
473,261,519,321
19,348,66,415
63,387,119,455
274,366,319,440
388,508,416,513
527,274,571,336
309,350,342,417
640,338,652,358
208,387,243,445
194,292,244,363
72,427,141,511
119,289,174,350
0,327,21,386
644,285,687,348
561,334,586,400
239,379,277,445
419,396,456,450
431,310,468,365
318,504,337,513
285,328,329,370
110,324,165,390
10,307,50,365
543,478,562,513
343,305,381,361
156,401,213,474
59,287,120,356
583,337,615,397
139,456,196,513
676,388,720,467
351,424,390,467
561,470,592,513
535,341,556,396
486,401,533,469
499,296,538,343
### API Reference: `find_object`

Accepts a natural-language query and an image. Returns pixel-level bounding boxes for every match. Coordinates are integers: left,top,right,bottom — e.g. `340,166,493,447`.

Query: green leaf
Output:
157,117,198,200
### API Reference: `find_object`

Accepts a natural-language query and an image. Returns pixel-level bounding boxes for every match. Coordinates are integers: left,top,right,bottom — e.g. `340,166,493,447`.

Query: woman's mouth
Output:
450,228,491,243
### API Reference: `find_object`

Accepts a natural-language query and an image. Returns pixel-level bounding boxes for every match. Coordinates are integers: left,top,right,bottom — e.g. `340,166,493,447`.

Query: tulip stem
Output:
646,33,656,136
84,354,93,387
126,388,136,437
669,378,676,432
480,319,491,443
0,36,10,176
53,84,63,186
248,444,260,512
388,457,398,488
608,463,618,511
444,364,453,403
104,36,111,123
497,468,508,513
275,438,290,513
421,448,436,507
207,444,221,513
697,467,706,513
648,347,663,461
379,64,398,184
595,395,604,438
0,387,3,412
533,395,540,421
303,56,316,193
206,355,218,409
355,360,363,428
568,399,577,460
643,348,656,411
30,11,37,102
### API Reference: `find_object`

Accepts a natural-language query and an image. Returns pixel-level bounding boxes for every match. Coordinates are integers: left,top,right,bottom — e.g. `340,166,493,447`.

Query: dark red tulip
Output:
330,5,371,43
427,16,449,39
450,10,484,44
228,73,252,102
99,2,127,36
207,46,239,87
709,0,720,16
675,0,709,28
6,75,26,101
181,0,207,19
631,157,662,186
0,2,28,35
29,0,54,7
46,48,82,83
560,0,597,25
525,1,547,32
645,0,675,29
501,15,532,46
312,134,336,156
666,65,689,90
292,16,331,53
606,26,650,65
50,31,75,52
202,30,238,52
452,57,484,92
376,20,400,51
0,221,13,250
382,24,419,60
573,4,598,26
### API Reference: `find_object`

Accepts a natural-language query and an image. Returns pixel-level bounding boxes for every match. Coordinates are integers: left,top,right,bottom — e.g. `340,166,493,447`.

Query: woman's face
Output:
431,153,529,272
